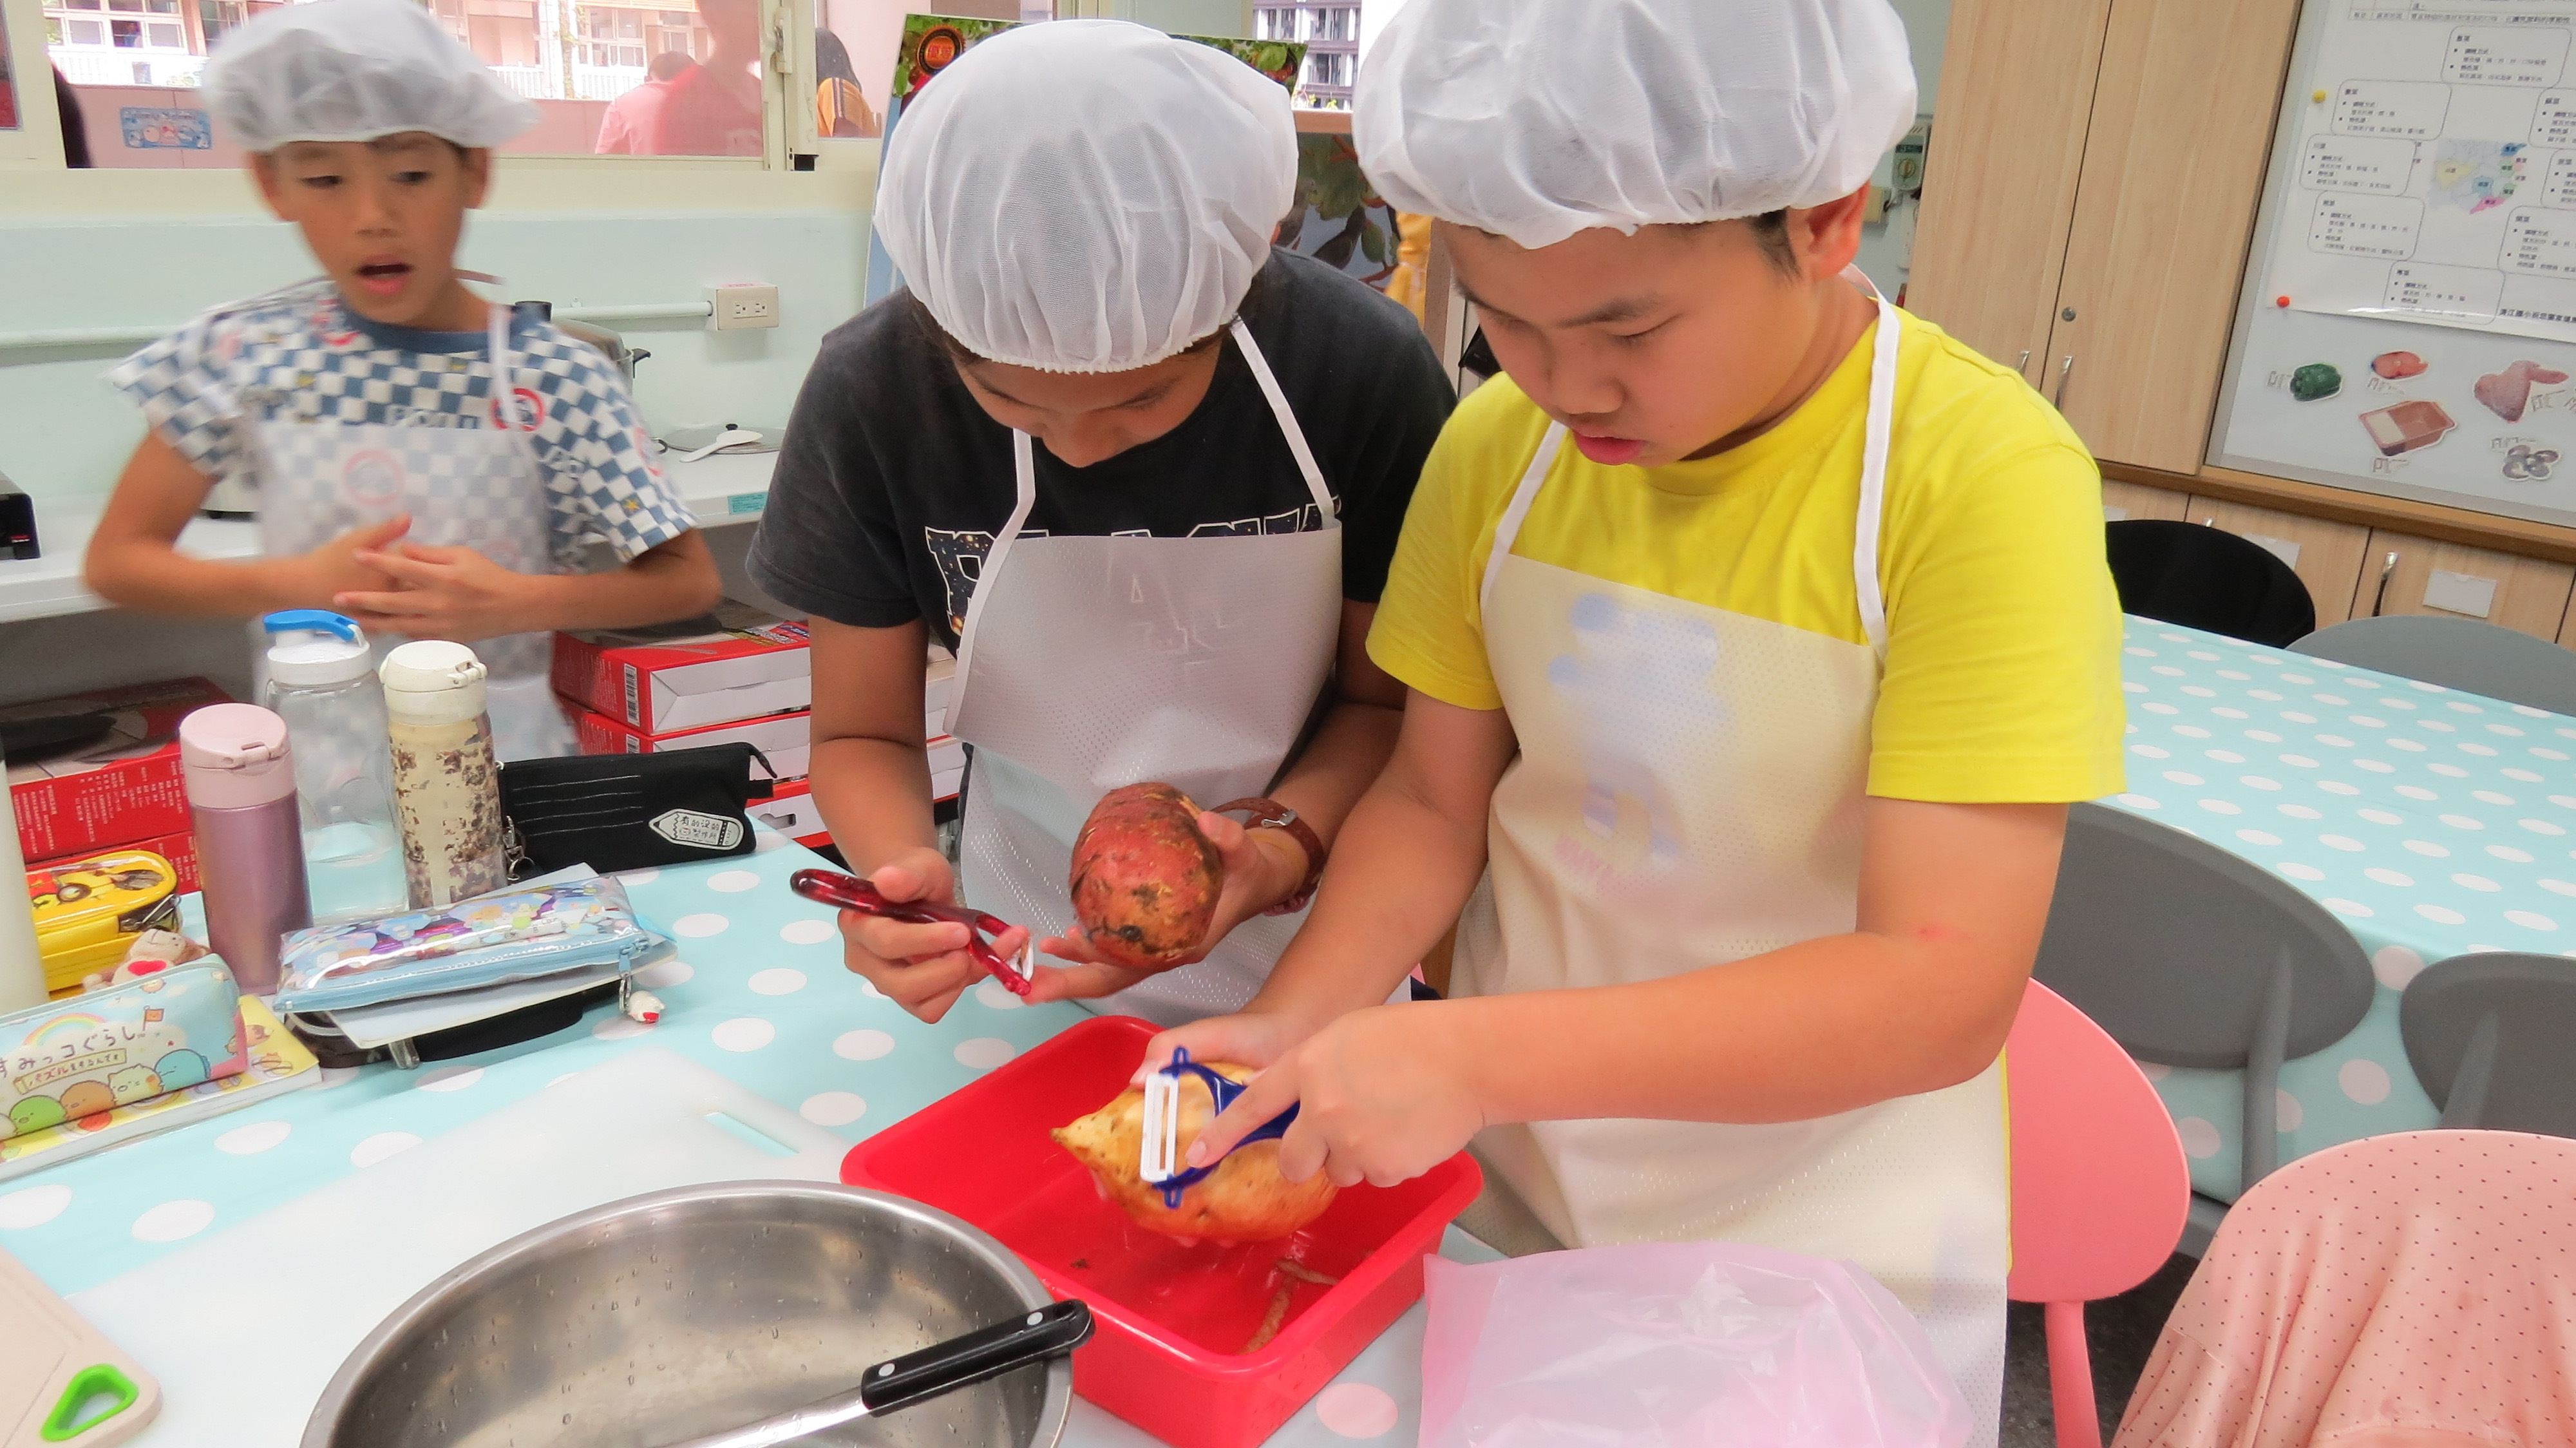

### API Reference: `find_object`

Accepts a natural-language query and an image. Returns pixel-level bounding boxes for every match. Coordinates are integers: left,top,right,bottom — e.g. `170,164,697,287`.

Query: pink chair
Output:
2007,978,2193,1448
2116,1130,2576,1448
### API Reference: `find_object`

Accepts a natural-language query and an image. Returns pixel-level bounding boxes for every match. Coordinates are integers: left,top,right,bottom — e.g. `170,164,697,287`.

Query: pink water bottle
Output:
180,703,313,993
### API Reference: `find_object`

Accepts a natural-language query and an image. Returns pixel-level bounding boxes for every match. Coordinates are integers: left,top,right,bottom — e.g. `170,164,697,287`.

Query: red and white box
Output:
6,678,231,864
573,706,820,783
748,779,832,850
571,707,966,799
553,602,811,734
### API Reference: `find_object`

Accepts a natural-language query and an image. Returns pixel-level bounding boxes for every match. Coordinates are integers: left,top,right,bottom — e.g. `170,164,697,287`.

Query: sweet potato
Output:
1050,1062,1338,1243
1068,782,1223,967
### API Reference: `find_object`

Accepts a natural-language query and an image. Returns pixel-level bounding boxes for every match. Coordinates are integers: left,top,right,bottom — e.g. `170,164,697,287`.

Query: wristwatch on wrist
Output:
1209,797,1327,915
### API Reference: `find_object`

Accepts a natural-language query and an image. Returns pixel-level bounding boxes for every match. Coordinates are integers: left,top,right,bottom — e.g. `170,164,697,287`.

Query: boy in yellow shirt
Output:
1154,0,2126,1436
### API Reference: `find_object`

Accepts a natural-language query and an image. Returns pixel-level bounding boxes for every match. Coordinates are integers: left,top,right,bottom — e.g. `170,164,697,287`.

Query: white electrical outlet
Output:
708,284,781,330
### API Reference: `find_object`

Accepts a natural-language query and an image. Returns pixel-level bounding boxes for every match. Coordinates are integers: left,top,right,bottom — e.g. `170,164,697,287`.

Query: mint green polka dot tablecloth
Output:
2112,617,2576,1201
0,830,1466,1447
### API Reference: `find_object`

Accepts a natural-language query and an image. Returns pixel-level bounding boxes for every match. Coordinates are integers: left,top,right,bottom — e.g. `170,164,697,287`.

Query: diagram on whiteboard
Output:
2264,2,2576,343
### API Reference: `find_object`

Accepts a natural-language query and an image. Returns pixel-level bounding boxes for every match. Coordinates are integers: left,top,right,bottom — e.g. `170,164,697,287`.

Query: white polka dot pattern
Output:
131,1199,215,1242
0,829,1081,1322
2113,621,2576,1203
0,1184,73,1229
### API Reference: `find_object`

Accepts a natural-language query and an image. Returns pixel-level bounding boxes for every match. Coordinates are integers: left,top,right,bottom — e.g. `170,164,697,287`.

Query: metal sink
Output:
302,1182,1073,1448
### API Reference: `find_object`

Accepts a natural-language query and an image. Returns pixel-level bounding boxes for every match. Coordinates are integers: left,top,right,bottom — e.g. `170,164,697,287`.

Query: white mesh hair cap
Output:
875,19,1298,374
1355,0,1917,251
206,0,539,151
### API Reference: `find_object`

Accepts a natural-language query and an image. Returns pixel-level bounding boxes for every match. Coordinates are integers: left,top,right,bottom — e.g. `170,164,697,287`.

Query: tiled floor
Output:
2000,1253,2201,1447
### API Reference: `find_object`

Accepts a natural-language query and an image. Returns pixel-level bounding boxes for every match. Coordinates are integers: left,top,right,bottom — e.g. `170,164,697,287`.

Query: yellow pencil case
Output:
27,850,182,996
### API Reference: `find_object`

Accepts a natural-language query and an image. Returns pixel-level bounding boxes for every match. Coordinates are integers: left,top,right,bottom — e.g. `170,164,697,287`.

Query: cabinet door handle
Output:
2017,349,2032,377
2054,354,2075,408
2372,549,2399,616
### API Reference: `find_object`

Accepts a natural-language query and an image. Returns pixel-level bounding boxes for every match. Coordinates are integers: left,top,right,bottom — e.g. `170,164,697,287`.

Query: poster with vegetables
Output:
1276,131,1401,289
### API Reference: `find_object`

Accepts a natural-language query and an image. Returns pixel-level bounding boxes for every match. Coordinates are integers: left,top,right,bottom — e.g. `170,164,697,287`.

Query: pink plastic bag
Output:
1419,1242,1971,1448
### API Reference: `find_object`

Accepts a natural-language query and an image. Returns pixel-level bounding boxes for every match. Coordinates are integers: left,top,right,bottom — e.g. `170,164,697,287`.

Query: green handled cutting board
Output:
0,1249,157,1448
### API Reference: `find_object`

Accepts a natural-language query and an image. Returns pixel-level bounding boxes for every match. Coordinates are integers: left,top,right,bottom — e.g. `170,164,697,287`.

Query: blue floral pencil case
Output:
270,876,664,1015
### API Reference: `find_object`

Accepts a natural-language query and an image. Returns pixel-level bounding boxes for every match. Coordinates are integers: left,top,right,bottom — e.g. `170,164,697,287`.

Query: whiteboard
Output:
2212,0,2576,527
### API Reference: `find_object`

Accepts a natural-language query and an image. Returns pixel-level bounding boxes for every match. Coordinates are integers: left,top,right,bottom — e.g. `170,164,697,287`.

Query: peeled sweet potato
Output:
1069,783,1223,967
1050,1062,1337,1243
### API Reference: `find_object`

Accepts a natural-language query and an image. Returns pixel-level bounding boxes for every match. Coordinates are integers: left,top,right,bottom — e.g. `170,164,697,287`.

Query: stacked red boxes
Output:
554,601,813,734
557,611,965,837
6,678,229,895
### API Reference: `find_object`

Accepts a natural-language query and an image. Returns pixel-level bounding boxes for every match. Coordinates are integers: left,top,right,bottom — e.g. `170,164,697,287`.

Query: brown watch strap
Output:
1209,797,1327,915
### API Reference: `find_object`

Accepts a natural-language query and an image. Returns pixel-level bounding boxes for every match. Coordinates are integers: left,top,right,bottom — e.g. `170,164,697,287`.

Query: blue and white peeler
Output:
1138,1048,1300,1209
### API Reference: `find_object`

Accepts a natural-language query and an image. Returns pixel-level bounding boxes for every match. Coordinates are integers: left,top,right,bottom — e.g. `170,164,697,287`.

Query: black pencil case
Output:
500,743,779,876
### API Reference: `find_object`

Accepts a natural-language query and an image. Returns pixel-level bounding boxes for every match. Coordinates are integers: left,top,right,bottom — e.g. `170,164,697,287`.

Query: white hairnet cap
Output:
875,19,1296,374
206,0,538,152
1356,0,1916,252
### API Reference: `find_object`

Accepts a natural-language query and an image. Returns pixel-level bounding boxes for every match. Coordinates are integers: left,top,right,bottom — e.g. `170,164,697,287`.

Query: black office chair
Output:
2034,803,2376,1250
2105,519,2316,647
2401,952,2576,1138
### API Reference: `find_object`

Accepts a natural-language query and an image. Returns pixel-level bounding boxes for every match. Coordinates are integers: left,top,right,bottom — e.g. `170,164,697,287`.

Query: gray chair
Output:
2289,614,2576,716
2034,803,2376,1250
2401,952,2576,1137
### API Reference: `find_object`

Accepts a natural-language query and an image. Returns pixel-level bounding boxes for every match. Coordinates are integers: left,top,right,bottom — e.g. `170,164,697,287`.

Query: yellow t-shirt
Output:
1368,309,2128,804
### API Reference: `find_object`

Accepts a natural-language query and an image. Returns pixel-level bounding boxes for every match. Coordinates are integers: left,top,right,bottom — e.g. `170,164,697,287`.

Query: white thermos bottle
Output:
382,641,509,908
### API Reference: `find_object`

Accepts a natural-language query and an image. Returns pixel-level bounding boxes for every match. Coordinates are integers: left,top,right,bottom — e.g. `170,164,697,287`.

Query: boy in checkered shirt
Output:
86,0,717,672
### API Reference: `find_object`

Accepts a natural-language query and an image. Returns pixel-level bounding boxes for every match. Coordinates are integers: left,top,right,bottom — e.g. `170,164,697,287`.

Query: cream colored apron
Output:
1452,282,2009,1443
210,289,576,762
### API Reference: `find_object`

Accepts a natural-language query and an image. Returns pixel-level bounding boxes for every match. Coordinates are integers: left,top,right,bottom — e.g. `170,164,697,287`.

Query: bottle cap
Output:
178,703,297,808
381,640,489,725
263,610,373,687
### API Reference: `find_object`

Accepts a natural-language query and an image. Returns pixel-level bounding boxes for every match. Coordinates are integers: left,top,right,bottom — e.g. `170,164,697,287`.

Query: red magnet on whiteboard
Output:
2276,295,2292,308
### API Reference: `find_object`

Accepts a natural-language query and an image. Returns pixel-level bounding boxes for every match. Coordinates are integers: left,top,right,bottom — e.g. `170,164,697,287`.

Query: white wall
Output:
0,207,867,503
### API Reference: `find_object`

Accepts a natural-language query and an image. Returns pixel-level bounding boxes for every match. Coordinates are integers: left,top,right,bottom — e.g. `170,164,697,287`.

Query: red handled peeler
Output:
789,868,1036,996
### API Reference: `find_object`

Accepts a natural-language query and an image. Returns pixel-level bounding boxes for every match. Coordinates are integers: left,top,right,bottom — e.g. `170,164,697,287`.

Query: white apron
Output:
947,322,1354,1027
1453,283,2010,1443
214,293,576,762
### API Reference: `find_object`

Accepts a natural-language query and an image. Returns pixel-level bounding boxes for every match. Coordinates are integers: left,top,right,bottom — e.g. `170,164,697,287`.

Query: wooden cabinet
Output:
2043,0,2302,472
1915,0,2576,648
2101,480,2190,522
2188,500,2371,626
2358,533,2575,641
1910,0,2300,470
1906,0,2113,382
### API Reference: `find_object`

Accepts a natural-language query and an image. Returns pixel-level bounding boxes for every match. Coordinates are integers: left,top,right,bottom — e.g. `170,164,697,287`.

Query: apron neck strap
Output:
1227,319,1336,519
960,319,1334,692
1480,271,1904,656
1481,423,1566,625
1842,266,1900,657
486,304,526,428
952,432,1046,702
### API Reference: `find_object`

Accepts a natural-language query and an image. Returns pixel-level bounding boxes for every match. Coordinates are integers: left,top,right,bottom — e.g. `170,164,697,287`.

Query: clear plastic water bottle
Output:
261,610,408,922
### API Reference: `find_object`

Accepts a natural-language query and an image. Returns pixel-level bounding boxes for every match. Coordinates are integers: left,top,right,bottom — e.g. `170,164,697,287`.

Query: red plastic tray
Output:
842,1014,1481,1448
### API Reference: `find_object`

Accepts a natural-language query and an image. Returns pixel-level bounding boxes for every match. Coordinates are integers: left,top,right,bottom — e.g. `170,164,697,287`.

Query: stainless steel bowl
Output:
303,1183,1072,1448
